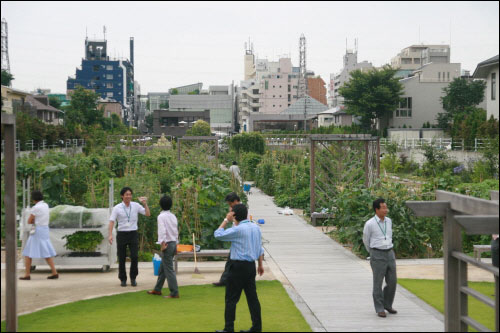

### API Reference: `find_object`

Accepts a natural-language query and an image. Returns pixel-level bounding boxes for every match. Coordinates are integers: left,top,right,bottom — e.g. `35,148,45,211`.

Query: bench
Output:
473,245,491,262
311,213,335,226
174,249,230,273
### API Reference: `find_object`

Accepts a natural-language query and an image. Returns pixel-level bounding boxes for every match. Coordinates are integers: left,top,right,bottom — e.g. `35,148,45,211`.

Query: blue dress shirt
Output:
214,220,265,262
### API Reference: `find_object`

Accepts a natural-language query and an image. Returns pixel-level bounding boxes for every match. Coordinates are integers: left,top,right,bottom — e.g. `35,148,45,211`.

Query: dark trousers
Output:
219,253,232,284
370,248,397,313
224,260,262,332
117,231,139,282
154,241,179,296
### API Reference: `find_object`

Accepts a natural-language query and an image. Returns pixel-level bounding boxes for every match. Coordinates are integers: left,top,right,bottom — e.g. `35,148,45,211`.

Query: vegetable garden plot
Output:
309,134,380,215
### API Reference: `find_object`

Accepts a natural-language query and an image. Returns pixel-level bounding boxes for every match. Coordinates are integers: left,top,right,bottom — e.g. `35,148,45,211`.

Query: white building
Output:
473,55,499,120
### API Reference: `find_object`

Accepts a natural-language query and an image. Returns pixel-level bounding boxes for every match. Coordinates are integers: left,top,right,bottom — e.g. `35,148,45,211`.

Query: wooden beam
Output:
405,201,450,217
3,120,18,332
437,190,499,215
461,316,493,332
452,251,499,277
454,216,499,235
460,286,495,308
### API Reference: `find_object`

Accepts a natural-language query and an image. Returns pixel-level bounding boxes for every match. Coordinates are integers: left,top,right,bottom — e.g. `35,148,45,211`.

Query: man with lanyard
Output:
214,204,264,333
363,198,398,318
108,187,150,287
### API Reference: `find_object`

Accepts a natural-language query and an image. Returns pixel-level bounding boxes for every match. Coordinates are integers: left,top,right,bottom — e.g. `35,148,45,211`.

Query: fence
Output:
1,139,85,153
407,190,499,332
380,138,491,152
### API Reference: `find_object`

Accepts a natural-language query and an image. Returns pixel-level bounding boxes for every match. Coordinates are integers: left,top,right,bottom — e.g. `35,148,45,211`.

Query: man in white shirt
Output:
229,161,241,183
147,195,179,298
363,198,398,318
108,187,150,287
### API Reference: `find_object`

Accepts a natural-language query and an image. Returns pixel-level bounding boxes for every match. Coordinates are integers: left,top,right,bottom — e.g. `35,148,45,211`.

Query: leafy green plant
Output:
230,132,266,155
62,231,104,252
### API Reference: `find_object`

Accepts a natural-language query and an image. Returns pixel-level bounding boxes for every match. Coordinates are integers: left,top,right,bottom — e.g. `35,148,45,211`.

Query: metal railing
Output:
380,138,491,152
1,139,85,153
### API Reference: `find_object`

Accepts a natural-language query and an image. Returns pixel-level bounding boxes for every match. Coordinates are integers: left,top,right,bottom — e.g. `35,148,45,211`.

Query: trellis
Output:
309,134,380,218
406,190,499,332
177,136,219,165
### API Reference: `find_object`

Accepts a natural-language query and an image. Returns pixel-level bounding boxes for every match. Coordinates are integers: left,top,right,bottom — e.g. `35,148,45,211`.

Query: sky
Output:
1,1,499,95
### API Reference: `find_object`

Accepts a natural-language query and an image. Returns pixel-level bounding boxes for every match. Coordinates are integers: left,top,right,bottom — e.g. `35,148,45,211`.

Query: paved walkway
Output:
247,187,444,332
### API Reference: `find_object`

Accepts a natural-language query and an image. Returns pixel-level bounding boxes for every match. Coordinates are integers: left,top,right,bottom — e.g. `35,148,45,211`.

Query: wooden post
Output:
459,259,468,332
444,208,463,332
177,138,181,161
495,275,499,333
310,138,316,216
376,138,381,179
364,141,369,187
2,113,18,332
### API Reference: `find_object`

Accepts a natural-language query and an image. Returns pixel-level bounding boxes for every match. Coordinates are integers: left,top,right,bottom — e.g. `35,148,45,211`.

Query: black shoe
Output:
120,280,127,287
131,279,137,287
385,307,397,314
212,281,225,287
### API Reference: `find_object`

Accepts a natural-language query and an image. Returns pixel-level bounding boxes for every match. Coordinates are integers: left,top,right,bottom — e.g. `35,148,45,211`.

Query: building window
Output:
106,83,113,88
396,97,412,118
447,72,450,81
107,92,114,98
265,81,268,90
93,65,99,72
106,65,113,70
438,72,441,81
288,85,291,92
106,74,113,80
492,73,496,101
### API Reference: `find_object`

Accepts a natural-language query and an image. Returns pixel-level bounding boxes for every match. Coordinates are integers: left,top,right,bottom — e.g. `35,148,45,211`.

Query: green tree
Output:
188,89,200,95
146,99,150,111
437,78,486,130
160,101,169,109
49,96,62,109
170,88,179,95
1,70,14,86
186,119,211,136
339,66,404,132
66,87,102,126
145,113,154,133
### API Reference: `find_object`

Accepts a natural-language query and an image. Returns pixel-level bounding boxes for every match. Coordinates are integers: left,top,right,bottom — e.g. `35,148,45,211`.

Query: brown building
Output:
307,76,327,105
24,95,63,125
153,109,210,137
98,100,122,120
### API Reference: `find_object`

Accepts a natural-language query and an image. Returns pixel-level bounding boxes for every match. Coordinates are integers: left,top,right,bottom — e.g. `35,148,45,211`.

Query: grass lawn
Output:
1,280,311,332
399,279,496,332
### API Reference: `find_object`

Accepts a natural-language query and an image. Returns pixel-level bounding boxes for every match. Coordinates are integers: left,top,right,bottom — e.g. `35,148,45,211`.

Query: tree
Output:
186,119,211,136
49,96,62,109
66,86,102,126
339,66,404,132
1,70,14,86
170,88,179,95
160,101,169,109
145,113,154,133
188,89,200,95
438,78,486,130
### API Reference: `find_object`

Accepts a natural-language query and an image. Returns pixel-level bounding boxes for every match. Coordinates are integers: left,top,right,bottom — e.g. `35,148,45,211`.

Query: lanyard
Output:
376,217,387,240
122,203,132,224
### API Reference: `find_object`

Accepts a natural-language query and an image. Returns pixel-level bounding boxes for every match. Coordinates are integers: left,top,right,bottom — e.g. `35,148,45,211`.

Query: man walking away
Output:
214,204,264,333
363,198,398,318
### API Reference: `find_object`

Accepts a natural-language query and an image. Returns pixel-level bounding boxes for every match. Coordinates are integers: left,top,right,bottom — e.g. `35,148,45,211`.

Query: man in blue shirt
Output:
214,204,264,333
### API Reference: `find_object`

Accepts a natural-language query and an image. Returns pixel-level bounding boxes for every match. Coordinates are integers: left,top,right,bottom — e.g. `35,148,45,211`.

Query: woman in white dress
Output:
19,191,59,280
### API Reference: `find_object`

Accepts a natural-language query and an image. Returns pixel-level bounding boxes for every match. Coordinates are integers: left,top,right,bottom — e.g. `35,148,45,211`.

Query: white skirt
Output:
23,225,57,258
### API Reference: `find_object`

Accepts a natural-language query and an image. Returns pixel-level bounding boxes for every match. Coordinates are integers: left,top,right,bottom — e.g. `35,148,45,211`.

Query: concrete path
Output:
247,187,444,332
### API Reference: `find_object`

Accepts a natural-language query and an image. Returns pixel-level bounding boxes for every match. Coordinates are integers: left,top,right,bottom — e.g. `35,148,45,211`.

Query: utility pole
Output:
297,34,308,130
1,18,11,76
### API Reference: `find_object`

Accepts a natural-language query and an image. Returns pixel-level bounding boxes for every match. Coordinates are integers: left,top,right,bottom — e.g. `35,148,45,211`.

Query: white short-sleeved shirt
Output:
31,201,50,227
109,201,146,232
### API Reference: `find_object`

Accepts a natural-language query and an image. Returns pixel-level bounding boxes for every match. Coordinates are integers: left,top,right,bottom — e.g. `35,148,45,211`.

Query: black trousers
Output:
117,231,139,282
219,252,232,284
492,238,499,268
224,260,262,332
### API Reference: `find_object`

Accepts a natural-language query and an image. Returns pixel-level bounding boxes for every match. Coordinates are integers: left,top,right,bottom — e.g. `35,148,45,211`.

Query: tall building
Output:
391,44,450,70
67,36,135,125
307,76,327,105
329,48,373,108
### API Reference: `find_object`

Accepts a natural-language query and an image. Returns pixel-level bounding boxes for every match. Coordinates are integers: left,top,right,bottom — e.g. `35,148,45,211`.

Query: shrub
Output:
230,132,265,155
240,152,262,181
62,231,104,252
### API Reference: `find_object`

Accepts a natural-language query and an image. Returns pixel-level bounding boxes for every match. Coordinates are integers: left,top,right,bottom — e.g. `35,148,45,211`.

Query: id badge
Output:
382,239,391,247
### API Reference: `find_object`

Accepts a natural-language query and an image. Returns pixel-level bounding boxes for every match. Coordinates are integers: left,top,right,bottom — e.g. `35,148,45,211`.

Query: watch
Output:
223,219,229,223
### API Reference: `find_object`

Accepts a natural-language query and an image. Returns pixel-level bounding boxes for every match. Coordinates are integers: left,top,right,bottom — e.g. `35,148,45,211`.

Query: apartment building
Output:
391,44,450,70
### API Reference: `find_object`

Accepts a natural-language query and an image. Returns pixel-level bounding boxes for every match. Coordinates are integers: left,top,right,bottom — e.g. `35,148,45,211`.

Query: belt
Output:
372,247,393,252
118,230,138,233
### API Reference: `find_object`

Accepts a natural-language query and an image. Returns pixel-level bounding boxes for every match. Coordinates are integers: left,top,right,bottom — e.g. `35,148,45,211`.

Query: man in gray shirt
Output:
363,198,398,318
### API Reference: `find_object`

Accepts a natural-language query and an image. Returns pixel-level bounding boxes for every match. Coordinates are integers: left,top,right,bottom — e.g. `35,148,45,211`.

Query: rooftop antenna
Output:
103,25,106,40
85,26,88,39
